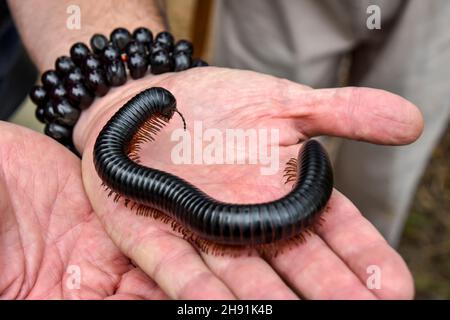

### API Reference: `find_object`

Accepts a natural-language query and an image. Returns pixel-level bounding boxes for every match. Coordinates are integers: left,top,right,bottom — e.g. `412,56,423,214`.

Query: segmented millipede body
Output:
93,87,334,250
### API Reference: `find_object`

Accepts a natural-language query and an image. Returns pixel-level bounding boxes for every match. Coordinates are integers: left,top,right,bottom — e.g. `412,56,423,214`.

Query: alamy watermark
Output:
171,121,280,176
366,5,381,30
66,265,81,290
366,264,382,290
66,4,81,30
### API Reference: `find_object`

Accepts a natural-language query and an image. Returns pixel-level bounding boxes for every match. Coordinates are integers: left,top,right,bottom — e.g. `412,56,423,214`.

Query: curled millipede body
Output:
93,87,333,252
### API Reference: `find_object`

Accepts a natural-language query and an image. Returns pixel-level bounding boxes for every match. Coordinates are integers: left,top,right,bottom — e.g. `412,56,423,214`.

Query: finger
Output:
202,253,299,299
315,190,414,299
129,230,236,300
277,85,423,145
269,229,377,300
81,150,236,300
114,267,170,300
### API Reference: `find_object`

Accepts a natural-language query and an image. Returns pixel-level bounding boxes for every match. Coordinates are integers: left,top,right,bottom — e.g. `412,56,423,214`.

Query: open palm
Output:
0,122,167,299
76,67,422,299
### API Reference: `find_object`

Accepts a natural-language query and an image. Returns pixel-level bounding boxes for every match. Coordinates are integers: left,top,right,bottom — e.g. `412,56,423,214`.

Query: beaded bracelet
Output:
28,27,208,155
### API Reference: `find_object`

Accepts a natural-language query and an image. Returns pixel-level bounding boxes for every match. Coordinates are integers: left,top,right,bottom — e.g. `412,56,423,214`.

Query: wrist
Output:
9,0,165,72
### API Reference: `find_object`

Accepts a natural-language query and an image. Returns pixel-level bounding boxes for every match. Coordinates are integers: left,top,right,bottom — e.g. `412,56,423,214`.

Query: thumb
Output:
276,85,424,145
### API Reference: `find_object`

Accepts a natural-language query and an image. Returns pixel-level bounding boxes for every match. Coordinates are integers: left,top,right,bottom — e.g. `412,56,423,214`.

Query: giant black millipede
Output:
93,87,334,254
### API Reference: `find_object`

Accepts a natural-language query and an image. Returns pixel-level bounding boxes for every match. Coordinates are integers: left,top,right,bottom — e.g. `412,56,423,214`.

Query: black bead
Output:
44,122,72,142
86,69,110,97
67,82,94,110
155,31,174,51
110,27,132,51
54,99,81,126
70,42,90,66
29,85,48,106
174,40,193,56
149,49,173,74
55,56,76,76
150,42,169,55
125,41,147,57
43,101,57,123
90,33,109,54
83,54,102,73
64,67,84,86
41,70,61,90
105,60,127,86
132,27,153,46
191,58,209,67
173,52,192,72
127,52,148,79
35,106,46,123
49,84,67,102
102,43,121,63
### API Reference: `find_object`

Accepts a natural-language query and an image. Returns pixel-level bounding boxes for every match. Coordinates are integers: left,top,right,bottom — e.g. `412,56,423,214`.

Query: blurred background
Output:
3,0,449,299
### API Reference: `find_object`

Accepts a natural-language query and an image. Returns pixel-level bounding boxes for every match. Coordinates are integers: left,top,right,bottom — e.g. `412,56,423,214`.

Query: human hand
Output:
75,67,423,299
0,122,168,299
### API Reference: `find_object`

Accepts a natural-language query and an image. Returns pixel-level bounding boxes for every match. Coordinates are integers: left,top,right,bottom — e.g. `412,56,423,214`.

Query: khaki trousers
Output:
213,0,450,246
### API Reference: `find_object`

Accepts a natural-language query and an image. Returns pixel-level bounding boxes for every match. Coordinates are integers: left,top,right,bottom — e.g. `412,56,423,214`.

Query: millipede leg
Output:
283,157,298,185
126,114,168,163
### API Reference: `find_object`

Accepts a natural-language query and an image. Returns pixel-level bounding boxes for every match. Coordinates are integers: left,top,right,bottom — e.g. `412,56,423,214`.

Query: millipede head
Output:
153,87,177,120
